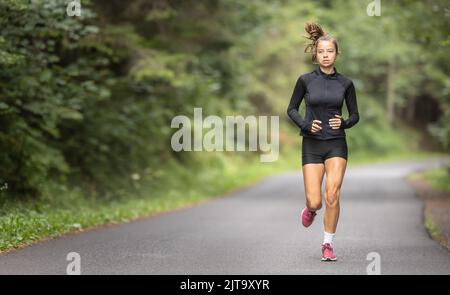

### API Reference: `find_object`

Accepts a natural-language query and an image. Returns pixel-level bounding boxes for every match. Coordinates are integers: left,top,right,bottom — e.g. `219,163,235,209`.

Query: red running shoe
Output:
321,243,337,261
301,207,317,227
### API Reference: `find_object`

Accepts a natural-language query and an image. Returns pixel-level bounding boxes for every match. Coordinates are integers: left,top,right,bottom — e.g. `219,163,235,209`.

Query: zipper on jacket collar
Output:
315,65,338,79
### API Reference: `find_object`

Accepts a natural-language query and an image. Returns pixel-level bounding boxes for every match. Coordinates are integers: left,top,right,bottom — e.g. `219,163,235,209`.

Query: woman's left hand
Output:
329,114,343,129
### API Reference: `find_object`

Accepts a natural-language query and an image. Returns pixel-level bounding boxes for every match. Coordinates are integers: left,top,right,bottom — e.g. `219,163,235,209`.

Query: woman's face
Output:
316,40,337,67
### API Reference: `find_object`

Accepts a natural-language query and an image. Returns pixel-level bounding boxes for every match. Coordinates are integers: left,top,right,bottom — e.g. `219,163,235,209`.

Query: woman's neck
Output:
319,65,335,75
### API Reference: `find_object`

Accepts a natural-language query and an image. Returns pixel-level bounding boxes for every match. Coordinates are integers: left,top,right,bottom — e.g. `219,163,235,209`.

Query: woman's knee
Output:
306,196,322,211
325,189,340,207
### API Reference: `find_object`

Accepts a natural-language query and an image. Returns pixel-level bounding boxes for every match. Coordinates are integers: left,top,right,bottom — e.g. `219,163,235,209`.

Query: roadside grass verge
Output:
0,144,446,253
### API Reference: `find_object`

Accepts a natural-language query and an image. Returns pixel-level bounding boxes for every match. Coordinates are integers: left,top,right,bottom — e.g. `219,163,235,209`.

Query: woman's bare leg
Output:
302,163,325,211
323,157,347,233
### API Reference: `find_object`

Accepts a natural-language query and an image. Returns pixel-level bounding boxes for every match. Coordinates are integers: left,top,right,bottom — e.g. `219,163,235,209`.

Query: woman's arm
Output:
287,76,313,133
341,81,360,129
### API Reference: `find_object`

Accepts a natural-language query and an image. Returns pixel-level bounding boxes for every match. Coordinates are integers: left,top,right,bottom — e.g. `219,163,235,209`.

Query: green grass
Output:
0,150,298,252
420,168,450,192
407,166,450,192
424,214,442,241
424,214,450,250
407,163,450,250
0,142,446,253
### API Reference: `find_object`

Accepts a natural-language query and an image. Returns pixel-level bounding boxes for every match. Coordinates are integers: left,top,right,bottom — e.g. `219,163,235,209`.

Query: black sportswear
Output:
301,137,348,165
287,65,360,140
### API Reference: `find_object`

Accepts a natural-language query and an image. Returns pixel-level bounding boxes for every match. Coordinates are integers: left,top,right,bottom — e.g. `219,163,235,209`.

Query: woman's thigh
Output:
302,163,325,204
324,157,347,202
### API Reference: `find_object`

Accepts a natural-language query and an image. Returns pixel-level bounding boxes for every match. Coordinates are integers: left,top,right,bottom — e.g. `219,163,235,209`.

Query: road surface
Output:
0,158,449,274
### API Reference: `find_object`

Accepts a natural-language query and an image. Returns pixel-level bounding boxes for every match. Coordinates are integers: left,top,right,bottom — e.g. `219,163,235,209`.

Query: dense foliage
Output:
0,0,448,200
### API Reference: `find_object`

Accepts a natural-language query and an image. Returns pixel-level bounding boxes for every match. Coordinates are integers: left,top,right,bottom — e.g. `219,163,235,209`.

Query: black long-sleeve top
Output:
287,65,360,140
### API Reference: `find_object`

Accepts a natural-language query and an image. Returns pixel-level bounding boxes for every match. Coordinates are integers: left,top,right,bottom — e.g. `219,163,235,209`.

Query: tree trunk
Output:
386,60,396,124
406,96,416,123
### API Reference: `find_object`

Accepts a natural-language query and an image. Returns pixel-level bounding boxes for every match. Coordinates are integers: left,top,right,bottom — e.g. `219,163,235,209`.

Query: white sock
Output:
323,231,335,246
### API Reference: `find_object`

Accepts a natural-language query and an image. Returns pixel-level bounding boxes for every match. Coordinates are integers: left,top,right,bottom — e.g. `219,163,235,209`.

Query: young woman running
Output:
286,22,360,261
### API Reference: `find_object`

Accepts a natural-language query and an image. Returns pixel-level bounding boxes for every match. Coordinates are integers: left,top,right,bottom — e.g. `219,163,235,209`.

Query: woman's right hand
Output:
310,119,322,133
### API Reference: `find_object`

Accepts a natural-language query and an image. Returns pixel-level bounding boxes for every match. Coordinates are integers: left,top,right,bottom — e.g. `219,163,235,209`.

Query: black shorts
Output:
302,137,348,166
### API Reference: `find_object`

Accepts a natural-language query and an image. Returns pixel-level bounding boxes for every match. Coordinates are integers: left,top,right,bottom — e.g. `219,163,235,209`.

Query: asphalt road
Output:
0,158,449,275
